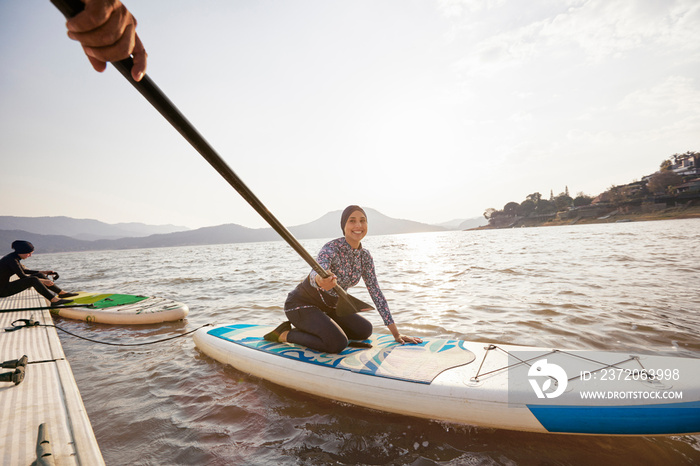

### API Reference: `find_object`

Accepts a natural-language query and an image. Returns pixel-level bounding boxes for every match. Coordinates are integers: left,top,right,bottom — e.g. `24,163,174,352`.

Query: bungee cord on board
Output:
470,344,652,383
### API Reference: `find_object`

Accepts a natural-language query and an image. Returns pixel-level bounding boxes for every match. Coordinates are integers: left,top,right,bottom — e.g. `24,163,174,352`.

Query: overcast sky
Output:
1,0,698,229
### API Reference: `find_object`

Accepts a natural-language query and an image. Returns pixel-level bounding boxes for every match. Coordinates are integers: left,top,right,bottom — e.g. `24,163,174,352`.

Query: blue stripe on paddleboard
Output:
207,325,421,382
528,401,700,435
205,324,476,384
209,324,258,338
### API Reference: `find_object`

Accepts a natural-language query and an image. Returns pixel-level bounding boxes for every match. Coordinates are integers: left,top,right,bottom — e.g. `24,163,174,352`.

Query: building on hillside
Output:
671,154,699,177
675,178,700,195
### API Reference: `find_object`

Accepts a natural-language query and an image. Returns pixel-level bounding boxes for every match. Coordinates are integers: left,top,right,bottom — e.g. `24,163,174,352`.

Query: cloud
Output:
542,0,700,61
618,76,700,117
561,75,700,148
437,0,506,16
444,0,700,73
615,76,700,143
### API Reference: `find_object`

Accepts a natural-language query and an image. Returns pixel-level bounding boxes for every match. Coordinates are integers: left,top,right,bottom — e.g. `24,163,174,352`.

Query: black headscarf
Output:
340,205,367,233
12,240,35,254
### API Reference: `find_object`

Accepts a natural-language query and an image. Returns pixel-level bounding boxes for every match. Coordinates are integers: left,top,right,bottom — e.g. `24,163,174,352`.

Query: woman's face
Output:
18,252,32,259
343,210,367,247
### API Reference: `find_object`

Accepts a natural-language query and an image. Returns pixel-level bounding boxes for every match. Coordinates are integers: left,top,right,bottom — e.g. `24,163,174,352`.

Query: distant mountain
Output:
0,216,189,241
434,216,488,230
289,208,445,238
0,209,447,254
0,230,100,254
457,217,488,230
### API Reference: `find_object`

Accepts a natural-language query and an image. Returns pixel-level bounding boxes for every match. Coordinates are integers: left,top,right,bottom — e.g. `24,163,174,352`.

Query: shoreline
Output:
472,205,700,230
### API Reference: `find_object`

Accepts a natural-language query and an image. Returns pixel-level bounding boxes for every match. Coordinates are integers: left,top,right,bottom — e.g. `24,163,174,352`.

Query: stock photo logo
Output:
527,359,568,399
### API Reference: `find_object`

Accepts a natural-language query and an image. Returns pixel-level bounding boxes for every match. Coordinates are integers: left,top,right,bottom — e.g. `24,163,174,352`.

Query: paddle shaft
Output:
50,0,371,313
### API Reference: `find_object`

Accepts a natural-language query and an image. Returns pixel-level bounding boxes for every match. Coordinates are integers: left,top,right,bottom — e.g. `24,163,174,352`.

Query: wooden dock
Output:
0,289,104,465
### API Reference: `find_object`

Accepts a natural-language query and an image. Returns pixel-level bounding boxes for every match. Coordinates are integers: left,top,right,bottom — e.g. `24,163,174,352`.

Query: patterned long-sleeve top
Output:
309,237,394,326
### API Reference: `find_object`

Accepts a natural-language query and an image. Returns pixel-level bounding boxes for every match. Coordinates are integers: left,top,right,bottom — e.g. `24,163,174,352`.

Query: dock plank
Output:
0,289,104,465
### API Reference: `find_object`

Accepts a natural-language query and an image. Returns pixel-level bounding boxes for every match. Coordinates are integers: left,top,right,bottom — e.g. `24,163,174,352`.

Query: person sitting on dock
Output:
0,241,78,307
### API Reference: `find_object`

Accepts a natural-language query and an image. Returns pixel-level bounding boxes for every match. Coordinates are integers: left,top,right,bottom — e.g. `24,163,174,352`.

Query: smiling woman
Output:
264,205,423,353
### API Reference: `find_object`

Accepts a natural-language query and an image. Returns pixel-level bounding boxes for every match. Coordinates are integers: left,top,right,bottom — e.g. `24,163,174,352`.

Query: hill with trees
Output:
483,151,700,228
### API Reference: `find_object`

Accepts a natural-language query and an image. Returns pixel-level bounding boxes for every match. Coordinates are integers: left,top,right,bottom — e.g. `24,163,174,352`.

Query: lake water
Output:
26,219,700,465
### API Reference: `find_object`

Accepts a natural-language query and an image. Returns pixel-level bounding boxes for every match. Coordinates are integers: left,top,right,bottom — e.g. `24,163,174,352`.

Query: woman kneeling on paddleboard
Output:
0,240,78,307
265,205,422,353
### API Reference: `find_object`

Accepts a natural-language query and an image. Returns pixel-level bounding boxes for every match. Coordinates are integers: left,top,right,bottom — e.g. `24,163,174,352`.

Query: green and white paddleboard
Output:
50,291,188,324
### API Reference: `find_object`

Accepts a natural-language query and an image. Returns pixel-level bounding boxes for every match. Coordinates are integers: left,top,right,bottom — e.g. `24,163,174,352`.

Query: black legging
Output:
285,306,372,354
284,276,373,353
0,276,55,301
30,272,63,294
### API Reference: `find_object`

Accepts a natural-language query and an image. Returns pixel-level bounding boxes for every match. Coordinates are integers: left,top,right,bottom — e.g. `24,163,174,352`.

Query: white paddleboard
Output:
194,324,700,436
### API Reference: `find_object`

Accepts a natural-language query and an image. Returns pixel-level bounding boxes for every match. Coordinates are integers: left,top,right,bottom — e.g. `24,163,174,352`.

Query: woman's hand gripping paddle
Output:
50,0,373,315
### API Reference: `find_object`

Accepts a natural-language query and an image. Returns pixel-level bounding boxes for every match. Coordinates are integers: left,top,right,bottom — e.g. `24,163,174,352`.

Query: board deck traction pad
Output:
207,324,477,384
67,292,148,308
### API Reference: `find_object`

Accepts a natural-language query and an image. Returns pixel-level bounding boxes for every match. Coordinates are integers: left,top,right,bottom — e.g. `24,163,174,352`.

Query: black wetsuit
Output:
0,252,57,300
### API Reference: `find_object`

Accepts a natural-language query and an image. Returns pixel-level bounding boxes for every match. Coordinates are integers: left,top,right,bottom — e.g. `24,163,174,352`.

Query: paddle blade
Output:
336,291,374,316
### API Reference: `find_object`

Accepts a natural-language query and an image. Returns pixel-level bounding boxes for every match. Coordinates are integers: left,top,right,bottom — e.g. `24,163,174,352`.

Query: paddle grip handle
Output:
50,0,83,18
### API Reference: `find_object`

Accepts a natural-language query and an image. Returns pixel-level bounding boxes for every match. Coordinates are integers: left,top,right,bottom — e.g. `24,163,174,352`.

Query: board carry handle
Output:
50,0,373,316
